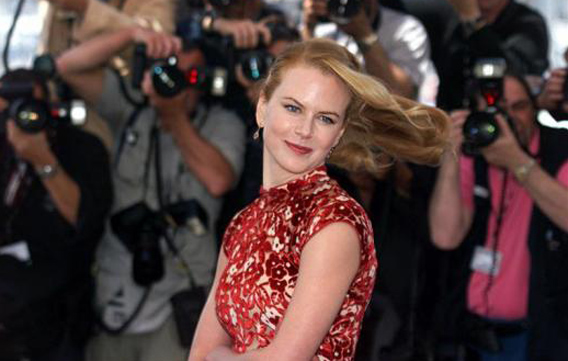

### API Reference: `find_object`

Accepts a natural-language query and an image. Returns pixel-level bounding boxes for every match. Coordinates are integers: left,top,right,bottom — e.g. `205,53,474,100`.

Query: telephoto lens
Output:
462,111,500,154
8,98,50,133
151,57,187,98
239,50,274,82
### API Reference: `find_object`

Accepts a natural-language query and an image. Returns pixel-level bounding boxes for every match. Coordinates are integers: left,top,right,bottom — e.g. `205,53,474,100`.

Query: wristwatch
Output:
36,163,60,179
513,158,536,184
355,33,379,54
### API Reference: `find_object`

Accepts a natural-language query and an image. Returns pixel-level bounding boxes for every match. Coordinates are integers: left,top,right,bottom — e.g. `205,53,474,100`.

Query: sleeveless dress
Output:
215,166,377,360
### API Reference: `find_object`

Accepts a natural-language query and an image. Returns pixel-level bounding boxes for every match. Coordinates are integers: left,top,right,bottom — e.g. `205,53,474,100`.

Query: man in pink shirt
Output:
429,73,568,361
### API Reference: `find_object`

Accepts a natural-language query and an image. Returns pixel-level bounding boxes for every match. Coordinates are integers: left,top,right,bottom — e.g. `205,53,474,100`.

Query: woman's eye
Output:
284,104,300,112
319,115,335,124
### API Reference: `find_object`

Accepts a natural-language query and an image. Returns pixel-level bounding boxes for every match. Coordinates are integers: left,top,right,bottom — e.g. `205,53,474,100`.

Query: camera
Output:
110,199,208,287
462,58,511,156
322,0,362,25
131,43,228,98
0,80,80,134
237,20,298,82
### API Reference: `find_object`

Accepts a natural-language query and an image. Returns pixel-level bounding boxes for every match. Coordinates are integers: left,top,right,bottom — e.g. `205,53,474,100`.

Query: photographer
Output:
56,25,246,361
0,69,112,360
428,73,568,360
436,0,549,111
302,0,438,103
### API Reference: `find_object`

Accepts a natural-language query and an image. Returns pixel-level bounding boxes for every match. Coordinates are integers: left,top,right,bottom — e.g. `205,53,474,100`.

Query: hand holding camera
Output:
211,18,272,49
6,119,53,166
479,114,527,170
537,68,568,113
448,110,468,154
132,28,182,60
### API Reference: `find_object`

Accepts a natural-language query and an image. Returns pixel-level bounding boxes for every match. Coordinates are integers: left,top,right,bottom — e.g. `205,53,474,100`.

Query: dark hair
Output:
504,72,538,110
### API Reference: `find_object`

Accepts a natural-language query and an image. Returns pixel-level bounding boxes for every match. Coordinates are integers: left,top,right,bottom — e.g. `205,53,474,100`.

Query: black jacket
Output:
436,0,549,111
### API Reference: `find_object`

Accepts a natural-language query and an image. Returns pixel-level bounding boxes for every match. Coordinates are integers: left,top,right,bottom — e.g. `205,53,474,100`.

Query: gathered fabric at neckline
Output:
259,165,329,196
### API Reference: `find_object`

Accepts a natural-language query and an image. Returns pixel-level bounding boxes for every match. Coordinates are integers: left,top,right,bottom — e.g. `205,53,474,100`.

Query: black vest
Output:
466,125,568,354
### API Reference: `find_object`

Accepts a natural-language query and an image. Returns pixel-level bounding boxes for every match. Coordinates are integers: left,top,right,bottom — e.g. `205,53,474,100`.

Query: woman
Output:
188,38,449,361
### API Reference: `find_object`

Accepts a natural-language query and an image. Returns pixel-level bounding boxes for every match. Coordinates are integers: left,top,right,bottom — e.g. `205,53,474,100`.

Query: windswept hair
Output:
260,38,450,175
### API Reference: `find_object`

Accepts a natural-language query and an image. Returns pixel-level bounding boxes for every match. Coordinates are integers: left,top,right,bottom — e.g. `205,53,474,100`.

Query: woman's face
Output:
257,64,351,186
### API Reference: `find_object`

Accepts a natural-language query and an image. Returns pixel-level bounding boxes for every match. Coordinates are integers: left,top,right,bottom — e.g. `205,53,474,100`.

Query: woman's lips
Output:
285,141,313,155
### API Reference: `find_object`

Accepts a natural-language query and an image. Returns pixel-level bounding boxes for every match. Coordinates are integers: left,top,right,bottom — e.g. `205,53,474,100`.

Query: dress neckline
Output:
259,165,329,196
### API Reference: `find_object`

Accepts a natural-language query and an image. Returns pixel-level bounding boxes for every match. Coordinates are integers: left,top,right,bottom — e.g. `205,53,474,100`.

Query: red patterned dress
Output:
215,166,377,360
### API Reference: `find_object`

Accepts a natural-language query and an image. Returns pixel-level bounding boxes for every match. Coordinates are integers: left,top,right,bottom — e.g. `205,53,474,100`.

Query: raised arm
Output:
45,0,174,38
187,250,233,361
481,116,568,232
301,1,415,98
56,26,180,105
6,120,80,226
429,110,474,250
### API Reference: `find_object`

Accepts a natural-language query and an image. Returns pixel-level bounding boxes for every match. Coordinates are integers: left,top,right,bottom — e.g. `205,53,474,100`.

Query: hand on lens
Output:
213,18,271,49
234,64,261,103
480,115,525,169
447,109,469,154
6,120,52,165
133,28,182,59
141,71,186,132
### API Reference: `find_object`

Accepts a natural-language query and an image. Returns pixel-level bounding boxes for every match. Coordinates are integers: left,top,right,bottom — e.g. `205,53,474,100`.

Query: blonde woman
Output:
188,38,449,361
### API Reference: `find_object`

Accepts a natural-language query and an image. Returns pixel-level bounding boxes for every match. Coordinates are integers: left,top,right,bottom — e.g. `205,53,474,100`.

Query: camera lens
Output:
9,99,49,133
239,50,273,82
463,111,500,150
151,59,187,98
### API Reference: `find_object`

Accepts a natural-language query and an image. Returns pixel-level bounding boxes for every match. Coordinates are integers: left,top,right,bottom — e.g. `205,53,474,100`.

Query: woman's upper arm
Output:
187,250,232,361
250,222,362,361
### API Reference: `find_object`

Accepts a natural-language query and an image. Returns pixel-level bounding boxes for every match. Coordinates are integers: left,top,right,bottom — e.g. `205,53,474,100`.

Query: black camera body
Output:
319,0,362,25
131,43,228,98
110,199,208,287
0,81,74,134
236,20,297,82
462,58,511,156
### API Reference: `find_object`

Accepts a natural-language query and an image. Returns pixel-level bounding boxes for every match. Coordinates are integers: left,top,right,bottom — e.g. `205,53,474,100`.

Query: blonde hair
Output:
260,38,450,175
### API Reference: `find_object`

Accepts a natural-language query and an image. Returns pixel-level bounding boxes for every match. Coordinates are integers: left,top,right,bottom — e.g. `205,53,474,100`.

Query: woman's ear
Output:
256,93,267,128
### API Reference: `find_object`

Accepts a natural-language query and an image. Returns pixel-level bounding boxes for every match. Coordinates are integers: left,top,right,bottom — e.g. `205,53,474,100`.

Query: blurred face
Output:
500,76,536,146
257,64,351,186
478,0,509,14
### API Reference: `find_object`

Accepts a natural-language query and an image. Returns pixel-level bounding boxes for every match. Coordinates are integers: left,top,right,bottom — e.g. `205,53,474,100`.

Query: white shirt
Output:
314,6,439,105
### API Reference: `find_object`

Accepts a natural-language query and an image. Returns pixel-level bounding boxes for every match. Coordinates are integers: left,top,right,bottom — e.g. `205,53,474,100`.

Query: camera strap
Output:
97,287,152,334
475,159,509,316
110,67,147,108
152,124,199,289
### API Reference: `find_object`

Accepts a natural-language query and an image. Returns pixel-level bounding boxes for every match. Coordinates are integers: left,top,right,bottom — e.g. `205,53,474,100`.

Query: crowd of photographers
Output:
0,0,567,360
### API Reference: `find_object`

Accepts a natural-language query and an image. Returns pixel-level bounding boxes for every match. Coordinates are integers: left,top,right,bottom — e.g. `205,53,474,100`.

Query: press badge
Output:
470,246,502,276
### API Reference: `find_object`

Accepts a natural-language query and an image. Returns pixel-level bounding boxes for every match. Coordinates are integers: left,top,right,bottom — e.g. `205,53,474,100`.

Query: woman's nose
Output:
294,117,314,138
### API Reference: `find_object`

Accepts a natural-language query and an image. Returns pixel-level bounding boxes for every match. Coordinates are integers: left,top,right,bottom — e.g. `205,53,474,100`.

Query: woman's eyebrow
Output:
282,96,341,118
